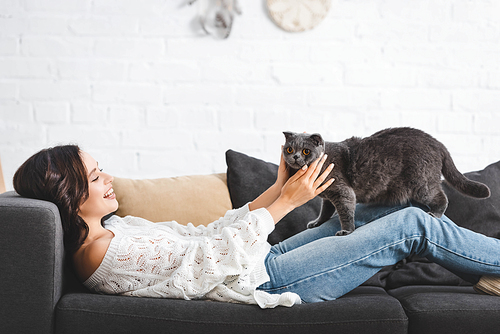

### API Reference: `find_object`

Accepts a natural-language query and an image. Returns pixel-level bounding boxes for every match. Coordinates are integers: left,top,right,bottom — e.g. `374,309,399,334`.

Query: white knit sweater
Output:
83,204,301,308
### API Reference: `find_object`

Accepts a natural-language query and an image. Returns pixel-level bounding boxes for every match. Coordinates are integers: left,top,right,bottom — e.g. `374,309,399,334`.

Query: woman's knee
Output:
400,206,436,236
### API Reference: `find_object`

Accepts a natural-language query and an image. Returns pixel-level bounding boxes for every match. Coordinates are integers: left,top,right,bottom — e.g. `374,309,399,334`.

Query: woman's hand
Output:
274,146,290,191
249,147,291,213
280,153,334,209
267,153,334,224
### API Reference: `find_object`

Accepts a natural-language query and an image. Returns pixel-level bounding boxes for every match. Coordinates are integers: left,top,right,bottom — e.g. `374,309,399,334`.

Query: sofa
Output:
2,149,500,334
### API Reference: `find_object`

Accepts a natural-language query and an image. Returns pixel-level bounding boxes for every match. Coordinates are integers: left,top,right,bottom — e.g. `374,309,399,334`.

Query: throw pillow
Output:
225,149,322,245
112,174,232,226
443,160,500,237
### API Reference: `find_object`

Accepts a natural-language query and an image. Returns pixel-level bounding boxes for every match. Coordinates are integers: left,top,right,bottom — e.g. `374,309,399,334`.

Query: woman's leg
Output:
272,202,410,254
259,205,500,303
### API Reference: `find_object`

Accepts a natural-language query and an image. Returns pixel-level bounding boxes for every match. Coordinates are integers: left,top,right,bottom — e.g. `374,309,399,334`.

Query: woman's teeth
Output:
103,188,114,198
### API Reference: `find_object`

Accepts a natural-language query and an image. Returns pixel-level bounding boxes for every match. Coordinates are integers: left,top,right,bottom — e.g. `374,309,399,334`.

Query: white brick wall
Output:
1,0,500,191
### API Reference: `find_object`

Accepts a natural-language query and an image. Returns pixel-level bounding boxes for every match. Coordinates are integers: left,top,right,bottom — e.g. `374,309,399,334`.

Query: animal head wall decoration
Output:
190,0,242,39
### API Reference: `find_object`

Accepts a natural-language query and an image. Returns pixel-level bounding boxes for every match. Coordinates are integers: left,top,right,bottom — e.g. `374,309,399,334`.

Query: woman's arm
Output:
248,184,281,212
250,153,334,224
249,150,290,212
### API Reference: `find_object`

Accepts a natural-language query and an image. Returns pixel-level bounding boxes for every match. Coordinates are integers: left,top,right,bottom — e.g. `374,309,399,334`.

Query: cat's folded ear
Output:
310,133,324,146
283,131,295,140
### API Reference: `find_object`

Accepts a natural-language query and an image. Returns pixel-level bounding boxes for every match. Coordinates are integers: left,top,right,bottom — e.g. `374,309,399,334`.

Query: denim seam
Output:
426,238,500,267
364,205,407,225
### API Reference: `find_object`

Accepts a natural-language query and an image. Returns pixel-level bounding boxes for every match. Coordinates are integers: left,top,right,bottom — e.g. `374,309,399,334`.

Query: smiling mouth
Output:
103,188,115,199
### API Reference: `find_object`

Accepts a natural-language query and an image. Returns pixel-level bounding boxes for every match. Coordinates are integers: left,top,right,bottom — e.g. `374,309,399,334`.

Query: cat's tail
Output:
441,151,491,198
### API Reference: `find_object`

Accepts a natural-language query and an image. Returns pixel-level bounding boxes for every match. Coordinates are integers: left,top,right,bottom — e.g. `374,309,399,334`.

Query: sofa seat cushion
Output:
389,285,500,334
55,287,407,334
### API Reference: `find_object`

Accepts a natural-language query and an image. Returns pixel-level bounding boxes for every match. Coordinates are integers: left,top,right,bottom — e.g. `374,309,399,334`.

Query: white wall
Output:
1,0,499,191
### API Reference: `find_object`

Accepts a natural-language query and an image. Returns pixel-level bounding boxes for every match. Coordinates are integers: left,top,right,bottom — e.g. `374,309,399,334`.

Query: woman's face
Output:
78,151,119,221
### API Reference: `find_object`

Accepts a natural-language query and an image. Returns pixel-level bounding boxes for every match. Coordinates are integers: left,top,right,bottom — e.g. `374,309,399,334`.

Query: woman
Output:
13,145,500,308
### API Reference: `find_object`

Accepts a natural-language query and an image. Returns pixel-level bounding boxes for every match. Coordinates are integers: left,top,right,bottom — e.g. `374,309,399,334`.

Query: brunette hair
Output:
13,145,90,254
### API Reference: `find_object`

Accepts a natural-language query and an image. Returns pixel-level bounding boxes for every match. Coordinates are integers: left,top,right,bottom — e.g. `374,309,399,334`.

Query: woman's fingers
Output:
313,160,335,195
300,153,324,179
314,162,334,186
278,155,335,210
276,146,290,185
315,180,335,196
288,154,333,191
310,153,328,180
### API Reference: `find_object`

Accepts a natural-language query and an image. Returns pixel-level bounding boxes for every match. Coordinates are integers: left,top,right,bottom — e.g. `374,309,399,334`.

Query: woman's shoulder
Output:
73,230,115,282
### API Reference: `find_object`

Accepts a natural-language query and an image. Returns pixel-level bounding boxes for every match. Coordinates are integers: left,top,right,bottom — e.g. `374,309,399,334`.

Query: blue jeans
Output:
257,202,500,303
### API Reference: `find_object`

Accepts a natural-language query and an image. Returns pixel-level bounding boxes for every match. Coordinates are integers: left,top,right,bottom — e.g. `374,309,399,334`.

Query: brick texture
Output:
1,0,499,190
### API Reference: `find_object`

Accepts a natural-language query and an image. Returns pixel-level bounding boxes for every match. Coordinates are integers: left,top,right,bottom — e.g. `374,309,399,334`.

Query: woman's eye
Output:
286,147,294,154
303,149,311,155
91,168,103,182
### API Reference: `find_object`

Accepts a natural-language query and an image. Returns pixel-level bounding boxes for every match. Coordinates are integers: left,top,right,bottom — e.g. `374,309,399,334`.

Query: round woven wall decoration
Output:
267,0,332,32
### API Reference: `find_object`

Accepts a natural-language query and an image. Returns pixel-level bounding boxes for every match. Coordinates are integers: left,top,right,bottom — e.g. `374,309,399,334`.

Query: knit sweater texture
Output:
83,204,301,308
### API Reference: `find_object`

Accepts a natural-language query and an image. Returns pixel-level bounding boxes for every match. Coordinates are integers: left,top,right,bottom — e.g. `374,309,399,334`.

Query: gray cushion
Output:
389,286,500,334
56,287,408,334
443,160,500,237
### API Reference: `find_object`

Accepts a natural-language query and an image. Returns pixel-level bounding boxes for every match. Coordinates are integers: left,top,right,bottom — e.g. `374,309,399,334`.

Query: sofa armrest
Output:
0,191,64,334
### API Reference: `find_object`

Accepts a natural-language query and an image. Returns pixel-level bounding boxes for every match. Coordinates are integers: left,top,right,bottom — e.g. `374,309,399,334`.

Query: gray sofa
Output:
2,150,500,334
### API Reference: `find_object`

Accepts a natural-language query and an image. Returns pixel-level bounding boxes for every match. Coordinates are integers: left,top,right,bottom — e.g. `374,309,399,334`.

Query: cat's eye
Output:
303,149,311,155
286,147,294,154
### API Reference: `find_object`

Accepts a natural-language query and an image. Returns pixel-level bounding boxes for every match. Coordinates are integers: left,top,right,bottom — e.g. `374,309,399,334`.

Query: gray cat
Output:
283,127,491,236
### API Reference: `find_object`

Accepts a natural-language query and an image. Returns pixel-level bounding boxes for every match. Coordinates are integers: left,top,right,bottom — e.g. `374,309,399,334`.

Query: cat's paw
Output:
427,211,443,218
335,230,353,236
307,220,321,229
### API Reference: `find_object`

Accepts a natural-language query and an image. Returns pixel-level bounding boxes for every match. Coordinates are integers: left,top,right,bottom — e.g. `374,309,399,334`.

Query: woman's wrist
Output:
249,183,282,212
270,182,283,197
266,195,295,224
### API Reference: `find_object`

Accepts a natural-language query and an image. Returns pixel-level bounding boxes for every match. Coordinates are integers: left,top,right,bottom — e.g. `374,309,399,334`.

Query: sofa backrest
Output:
0,191,65,334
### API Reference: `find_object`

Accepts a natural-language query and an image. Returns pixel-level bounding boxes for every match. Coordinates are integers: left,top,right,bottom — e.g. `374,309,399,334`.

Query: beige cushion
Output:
112,173,232,226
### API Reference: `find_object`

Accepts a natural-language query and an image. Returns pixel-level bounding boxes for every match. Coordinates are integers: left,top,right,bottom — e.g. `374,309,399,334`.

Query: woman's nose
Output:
104,172,114,184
